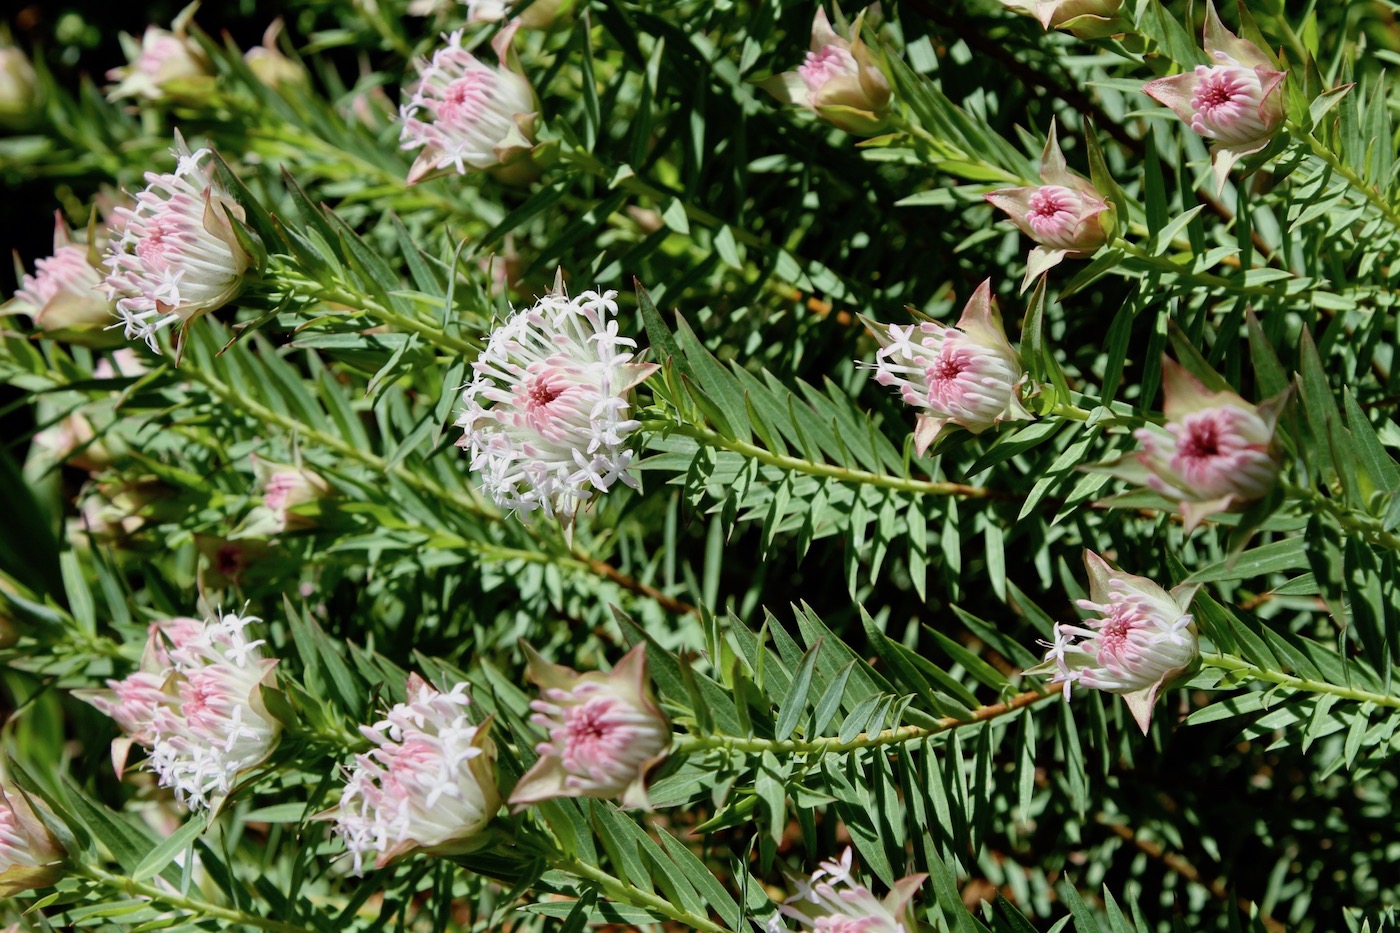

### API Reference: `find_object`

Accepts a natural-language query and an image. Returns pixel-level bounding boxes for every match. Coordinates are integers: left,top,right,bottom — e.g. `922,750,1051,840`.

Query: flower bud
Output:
0,41,39,129
509,643,670,810
760,8,891,136
235,456,332,536
865,280,1032,456
106,8,213,104
3,213,118,343
399,25,542,184
1002,0,1128,40
1033,551,1199,733
244,20,307,90
1142,2,1285,192
984,122,1115,290
1097,357,1288,533
103,133,256,353
770,847,926,933
331,676,499,874
0,785,64,896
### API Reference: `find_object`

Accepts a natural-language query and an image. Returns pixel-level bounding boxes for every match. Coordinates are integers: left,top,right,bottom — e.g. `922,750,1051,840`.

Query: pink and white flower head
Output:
105,8,212,104
3,213,116,341
1142,2,1286,193
866,280,1032,456
330,675,500,875
399,26,540,184
1100,357,1288,533
77,612,281,809
102,134,254,354
509,643,670,810
1034,551,1199,734
984,122,1116,291
0,784,65,896
769,847,926,933
760,7,892,136
456,281,657,526
1002,0,1128,39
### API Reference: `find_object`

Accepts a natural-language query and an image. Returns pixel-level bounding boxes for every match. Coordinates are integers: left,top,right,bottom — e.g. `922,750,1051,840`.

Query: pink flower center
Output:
1177,417,1221,461
1094,601,1146,664
1026,185,1083,241
925,343,977,407
1189,65,1271,144
135,216,181,271
798,45,858,95
439,71,494,127
527,378,562,408
561,695,629,770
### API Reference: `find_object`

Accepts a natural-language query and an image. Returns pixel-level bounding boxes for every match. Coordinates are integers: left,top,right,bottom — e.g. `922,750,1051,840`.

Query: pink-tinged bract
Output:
0,785,64,896
77,612,281,809
330,676,500,875
1002,0,1127,39
866,280,1032,456
769,847,926,933
759,8,891,136
509,643,670,810
102,135,253,354
984,121,1116,290
1033,551,1199,733
456,283,656,526
399,27,539,183
1141,2,1285,192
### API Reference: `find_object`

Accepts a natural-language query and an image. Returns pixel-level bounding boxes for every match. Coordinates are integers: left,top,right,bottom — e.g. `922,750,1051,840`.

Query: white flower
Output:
399,27,539,183
331,675,499,875
78,612,281,809
102,134,254,353
1034,551,1199,733
455,283,657,525
770,847,926,933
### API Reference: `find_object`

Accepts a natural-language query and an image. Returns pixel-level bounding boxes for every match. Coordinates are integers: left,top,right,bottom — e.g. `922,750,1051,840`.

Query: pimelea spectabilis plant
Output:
3,1,1398,931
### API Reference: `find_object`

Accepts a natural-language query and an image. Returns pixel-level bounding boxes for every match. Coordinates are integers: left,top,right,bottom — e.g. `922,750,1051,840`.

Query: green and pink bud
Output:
1142,2,1286,192
509,643,670,810
984,122,1116,290
760,8,892,136
1003,0,1129,40
0,785,64,896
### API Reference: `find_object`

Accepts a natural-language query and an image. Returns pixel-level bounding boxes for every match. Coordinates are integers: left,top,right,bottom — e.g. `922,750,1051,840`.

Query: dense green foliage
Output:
1,0,1398,931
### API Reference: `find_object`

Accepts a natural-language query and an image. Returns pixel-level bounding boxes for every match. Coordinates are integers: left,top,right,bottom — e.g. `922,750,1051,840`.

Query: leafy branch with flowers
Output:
0,0,1397,931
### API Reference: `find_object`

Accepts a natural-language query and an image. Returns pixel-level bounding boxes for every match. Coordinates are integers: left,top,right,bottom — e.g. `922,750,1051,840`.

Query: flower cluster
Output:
510,644,671,810
399,27,540,183
79,612,282,809
770,847,926,933
1143,2,1286,192
0,785,64,896
331,676,499,875
102,135,254,353
760,8,891,135
1035,551,1200,733
866,280,1032,455
456,285,656,525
